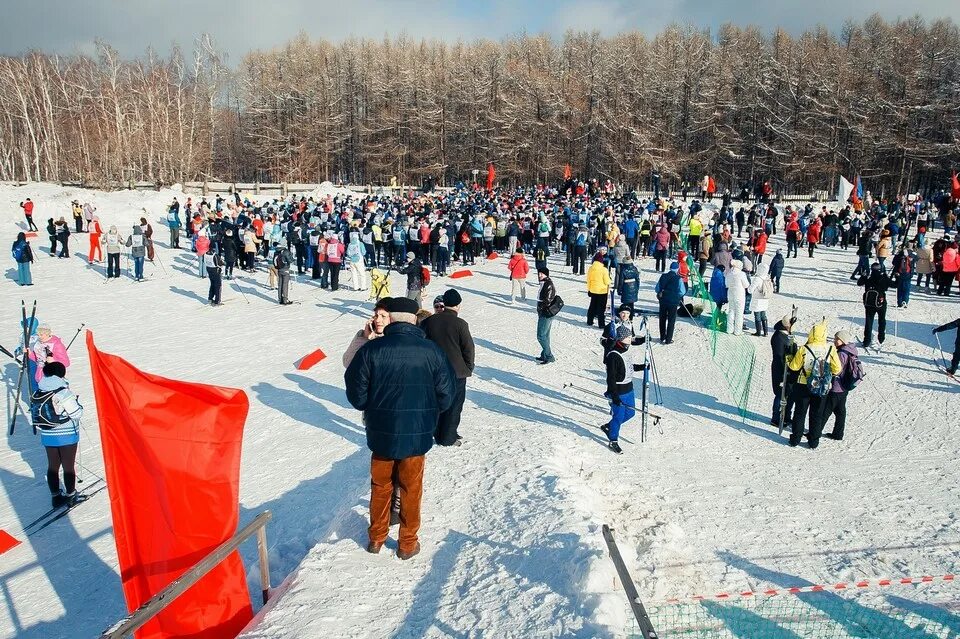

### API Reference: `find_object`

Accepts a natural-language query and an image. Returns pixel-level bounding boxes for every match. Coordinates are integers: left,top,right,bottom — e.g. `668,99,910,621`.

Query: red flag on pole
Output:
486,163,496,191
86,331,252,639
563,164,572,180
707,176,716,194
951,172,960,200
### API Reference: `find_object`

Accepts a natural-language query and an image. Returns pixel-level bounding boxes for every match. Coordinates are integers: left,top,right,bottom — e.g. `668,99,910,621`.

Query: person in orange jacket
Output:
87,217,103,263
806,218,822,258
753,228,768,264
507,246,530,303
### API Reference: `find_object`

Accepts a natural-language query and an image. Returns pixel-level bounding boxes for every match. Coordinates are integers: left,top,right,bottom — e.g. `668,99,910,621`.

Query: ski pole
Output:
66,324,85,351
934,332,948,369
0,344,23,364
562,383,640,411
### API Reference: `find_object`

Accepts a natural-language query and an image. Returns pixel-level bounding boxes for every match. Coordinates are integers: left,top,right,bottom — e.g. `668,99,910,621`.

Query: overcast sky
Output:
2,0,956,63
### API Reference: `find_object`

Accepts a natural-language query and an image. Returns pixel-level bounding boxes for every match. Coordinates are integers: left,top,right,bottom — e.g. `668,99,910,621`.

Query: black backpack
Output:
31,387,73,430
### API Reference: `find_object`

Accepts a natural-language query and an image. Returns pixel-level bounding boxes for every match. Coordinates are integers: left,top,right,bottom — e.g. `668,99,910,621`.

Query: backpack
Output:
31,387,73,431
838,350,865,392
863,289,885,308
805,345,834,397
274,250,289,270
421,266,431,287
460,231,471,244
12,242,24,262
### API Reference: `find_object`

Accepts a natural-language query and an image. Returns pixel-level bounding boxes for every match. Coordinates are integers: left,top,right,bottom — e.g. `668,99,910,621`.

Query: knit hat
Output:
669,261,680,271
871,262,881,270
442,289,462,307
538,267,550,277
780,314,794,328
835,330,854,345
406,251,415,260
617,303,632,314
433,295,444,306
384,297,420,315
615,323,632,343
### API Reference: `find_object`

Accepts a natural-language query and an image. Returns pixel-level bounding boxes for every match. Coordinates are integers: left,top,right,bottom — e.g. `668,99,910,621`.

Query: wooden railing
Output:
99,510,273,639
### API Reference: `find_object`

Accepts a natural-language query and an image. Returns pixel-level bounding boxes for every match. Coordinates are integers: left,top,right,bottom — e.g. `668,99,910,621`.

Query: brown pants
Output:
369,454,424,553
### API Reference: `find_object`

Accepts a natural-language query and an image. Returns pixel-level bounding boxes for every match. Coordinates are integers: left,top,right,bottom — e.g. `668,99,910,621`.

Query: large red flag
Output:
486,162,496,191
87,332,252,639
951,172,960,200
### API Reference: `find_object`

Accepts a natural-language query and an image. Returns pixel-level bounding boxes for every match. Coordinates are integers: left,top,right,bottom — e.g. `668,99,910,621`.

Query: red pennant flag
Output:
707,176,716,194
0,530,21,555
486,163,496,191
951,172,960,200
450,270,473,279
86,332,252,639
563,164,572,180
297,348,327,370
486,252,499,260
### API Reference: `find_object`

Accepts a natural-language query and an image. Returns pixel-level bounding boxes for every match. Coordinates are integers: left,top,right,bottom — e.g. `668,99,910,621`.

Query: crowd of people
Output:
7,177,960,556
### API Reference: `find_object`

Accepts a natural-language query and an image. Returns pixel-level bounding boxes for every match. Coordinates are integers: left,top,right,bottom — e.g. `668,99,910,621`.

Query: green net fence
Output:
623,586,960,638
684,254,756,418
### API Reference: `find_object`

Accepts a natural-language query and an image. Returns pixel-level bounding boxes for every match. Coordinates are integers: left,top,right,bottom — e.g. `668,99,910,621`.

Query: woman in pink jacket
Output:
939,242,959,296
32,324,70,383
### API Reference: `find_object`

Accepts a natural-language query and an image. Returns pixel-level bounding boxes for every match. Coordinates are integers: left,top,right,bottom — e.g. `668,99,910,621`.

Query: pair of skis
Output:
9,300,37,436
22,478,106,537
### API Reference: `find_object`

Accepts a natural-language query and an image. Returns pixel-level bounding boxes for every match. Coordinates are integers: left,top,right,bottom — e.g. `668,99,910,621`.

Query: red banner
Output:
86,331,252,639
486,162,496,191
951,172,960,200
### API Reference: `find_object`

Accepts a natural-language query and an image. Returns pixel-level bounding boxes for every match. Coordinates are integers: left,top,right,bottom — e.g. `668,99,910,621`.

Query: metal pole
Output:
257,525,271,605
602,525,659,639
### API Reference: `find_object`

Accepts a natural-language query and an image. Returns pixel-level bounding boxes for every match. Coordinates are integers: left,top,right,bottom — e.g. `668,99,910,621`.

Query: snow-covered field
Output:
0,183,957,639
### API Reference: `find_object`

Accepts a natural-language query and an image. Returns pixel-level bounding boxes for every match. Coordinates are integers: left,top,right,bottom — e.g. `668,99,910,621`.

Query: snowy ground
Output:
0,184,957,639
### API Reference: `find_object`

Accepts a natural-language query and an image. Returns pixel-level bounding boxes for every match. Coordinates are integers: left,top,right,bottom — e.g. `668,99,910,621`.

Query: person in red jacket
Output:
754,228,768,264
785,213,800,258
807,218,822,258
20,199,39,232
507,247,530,302
88,217,103,263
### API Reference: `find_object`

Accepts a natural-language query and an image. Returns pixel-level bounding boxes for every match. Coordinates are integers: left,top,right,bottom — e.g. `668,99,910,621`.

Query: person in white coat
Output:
346,240,368,291
748,261,774,336
724,259,750,335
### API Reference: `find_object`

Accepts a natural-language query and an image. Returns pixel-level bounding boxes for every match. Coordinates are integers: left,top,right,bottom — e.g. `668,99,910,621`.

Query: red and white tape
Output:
658,574,956,604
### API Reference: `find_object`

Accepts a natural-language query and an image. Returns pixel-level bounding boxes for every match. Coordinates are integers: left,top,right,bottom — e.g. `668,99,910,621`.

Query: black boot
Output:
762,319,769,336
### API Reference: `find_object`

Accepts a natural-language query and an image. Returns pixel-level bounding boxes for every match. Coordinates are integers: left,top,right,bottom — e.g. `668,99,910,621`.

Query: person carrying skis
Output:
787,319,842,449
601,324,636,455
33,361,83,508
932,317,960,376
770,313,797,426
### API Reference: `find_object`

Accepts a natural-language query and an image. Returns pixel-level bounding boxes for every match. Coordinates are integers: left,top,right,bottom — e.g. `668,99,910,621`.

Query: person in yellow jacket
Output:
586,256,611,329
787,319,842,449
688,216,703,254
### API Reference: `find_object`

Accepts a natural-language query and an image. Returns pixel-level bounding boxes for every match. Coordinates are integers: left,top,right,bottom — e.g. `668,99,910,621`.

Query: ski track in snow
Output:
0,184,957,638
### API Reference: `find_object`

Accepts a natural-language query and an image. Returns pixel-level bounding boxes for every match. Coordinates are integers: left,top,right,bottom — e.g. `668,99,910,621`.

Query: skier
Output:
768,248,784,293
617,256,640,316
601,324,636,455
167,199,182,249
787,320,842,448
398,252,424,305
33,361,83,507
344,296,455,560
102,225,123,279
11,232,34,286
55,217,71,258
421,289,475,447
20,199,39,232
87,216,103,264
932,318,960,376
203,249,223,305
125,225,146,281
857,263,895,350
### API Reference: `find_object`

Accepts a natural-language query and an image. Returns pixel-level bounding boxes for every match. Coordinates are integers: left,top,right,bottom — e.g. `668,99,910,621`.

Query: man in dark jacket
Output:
617,257,640,316
857,263,895,350
421,289,475,446
398,252,424,305
933,317,960,375
654,261,686,344
345,296,455,560
770,313,797,427
536,268,557,363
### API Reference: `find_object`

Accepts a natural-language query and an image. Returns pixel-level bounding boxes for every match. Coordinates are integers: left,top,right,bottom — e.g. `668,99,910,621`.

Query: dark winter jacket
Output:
344,322,455,459
398,258,423,291
605,345,634,397
770,320,796,386
768,252,784,277
537,277,557,317
617,263,640,304
421,309,475,379
655,270,685,307
857,270,895,309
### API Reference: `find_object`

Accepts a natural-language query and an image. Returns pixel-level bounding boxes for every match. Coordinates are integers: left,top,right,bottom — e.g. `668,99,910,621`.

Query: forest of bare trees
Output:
1,15,958,196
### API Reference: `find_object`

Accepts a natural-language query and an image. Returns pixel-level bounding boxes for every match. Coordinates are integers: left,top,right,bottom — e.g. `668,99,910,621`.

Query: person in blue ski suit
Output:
601,324,636,454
